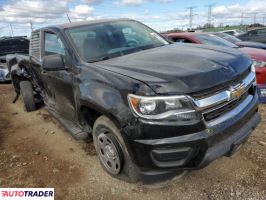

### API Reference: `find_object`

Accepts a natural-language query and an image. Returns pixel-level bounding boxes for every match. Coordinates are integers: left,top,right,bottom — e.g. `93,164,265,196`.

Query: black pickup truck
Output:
9,19,260,183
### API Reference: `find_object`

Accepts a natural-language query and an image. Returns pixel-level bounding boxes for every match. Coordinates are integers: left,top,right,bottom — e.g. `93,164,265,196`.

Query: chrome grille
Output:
203,92,249,121
193,72,256,110
191,71,256,123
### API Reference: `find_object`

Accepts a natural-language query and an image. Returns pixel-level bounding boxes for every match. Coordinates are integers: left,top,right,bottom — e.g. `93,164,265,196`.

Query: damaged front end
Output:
6,55,41,104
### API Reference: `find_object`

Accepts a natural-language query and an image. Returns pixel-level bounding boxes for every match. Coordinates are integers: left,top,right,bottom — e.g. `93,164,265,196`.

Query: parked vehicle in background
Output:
212,32,266,50
237,27,266,43
0,36,29,58
0,36,29,82
166,32,266,80
221,29,245,36
8,19,260,183
166,32,266,103
0,57,11,83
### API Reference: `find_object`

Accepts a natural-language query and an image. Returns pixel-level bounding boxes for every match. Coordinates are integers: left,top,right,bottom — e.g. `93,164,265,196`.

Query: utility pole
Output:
9,23,13,37
240,12,244,25
253,12,257,24
207,5,212,25
66,13,72,23
187,6,196,30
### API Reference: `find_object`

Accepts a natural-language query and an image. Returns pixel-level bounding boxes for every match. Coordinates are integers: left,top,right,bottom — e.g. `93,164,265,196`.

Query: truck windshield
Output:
66,20,169,62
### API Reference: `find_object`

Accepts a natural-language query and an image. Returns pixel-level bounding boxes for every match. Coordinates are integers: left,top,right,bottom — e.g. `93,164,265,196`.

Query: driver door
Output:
42,31,76,121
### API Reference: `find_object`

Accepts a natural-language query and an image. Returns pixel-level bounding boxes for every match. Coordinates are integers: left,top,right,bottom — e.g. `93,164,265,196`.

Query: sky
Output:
0,0,265,36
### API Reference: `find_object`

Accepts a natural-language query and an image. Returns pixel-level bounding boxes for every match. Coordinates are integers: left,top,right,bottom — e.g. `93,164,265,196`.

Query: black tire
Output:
93,115,139,183
19,81,36,112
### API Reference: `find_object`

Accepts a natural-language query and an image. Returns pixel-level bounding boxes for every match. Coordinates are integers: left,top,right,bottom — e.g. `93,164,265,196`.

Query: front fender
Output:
76,65,155,128
78,81,134,128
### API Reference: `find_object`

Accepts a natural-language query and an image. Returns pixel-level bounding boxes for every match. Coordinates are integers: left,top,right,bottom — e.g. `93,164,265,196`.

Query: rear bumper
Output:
122,93,260,183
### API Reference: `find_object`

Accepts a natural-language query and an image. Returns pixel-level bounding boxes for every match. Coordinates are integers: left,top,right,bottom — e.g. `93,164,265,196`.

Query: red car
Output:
166,32,266,86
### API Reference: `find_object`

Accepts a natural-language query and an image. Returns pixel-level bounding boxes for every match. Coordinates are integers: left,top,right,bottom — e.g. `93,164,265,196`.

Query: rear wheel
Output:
19,81,36,112
93,116,139,182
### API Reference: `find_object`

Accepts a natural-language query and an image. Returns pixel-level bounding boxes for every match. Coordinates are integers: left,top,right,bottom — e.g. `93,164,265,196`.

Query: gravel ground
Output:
0,83,265,200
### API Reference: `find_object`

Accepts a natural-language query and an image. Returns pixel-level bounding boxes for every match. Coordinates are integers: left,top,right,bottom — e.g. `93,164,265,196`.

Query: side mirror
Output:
42,54,66,71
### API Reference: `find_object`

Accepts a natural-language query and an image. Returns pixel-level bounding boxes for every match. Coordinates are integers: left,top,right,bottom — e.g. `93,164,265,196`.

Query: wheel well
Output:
81,106,102,128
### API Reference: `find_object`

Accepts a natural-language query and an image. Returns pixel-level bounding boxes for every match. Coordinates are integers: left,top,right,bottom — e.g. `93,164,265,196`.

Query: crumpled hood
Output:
94,43,251,94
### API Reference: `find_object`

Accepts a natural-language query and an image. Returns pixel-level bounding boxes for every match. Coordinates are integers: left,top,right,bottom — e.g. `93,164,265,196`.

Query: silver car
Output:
0,64,10,82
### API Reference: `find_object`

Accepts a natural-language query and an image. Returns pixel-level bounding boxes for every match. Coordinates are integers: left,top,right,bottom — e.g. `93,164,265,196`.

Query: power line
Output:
248,12,264,24
187,6,196,30
206,4,215,25
240,12,244,25
240,12,250,25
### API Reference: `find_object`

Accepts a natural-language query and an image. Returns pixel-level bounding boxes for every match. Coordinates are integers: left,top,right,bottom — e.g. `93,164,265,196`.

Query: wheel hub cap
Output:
97,133,121,175
105,145,116,159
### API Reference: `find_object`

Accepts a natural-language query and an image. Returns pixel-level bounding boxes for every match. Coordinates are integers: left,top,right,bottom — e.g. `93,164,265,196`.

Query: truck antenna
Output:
66,13,72,23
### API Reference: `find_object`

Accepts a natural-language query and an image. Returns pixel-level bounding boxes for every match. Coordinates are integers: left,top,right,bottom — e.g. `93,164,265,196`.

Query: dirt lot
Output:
0,83,265,200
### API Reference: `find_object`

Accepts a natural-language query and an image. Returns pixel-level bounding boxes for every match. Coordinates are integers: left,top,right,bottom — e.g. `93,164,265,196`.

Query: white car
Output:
0,64,10,82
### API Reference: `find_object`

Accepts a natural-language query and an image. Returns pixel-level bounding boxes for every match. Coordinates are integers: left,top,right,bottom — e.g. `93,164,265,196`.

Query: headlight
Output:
252,60,266,68
128,94,201,121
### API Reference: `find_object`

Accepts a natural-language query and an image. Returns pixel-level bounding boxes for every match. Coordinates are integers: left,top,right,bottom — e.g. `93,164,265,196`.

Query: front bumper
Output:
122,93,260,182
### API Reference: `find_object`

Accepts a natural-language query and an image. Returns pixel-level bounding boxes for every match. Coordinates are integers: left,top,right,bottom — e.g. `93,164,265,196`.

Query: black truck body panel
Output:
95,43,251,94
9,19,260,182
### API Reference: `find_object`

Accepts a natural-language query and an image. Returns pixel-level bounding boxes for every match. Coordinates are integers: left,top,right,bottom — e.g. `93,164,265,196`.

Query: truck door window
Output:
44,33,65,56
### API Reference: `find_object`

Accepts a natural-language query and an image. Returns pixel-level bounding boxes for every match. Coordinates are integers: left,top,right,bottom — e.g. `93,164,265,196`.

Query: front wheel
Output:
93,116,139,182
19,81,36,112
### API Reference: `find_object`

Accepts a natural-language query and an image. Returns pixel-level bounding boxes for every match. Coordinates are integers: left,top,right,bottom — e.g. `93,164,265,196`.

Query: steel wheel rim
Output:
96,132,121,175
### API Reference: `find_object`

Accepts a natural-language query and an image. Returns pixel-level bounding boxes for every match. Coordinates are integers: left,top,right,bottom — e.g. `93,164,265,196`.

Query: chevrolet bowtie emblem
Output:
230,83,245,100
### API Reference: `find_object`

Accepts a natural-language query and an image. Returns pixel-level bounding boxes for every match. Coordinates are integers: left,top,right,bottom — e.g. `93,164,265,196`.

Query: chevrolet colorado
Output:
9,19,260,183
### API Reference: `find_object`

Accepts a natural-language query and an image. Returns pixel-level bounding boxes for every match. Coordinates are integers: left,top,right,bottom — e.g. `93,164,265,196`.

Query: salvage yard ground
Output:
0,83,265,200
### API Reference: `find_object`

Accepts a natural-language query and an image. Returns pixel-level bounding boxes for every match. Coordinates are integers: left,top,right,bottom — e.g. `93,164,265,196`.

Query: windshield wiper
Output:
87,56,110,63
